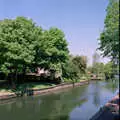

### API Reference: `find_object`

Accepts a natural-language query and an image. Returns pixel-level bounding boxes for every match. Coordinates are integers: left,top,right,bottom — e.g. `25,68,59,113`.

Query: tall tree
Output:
92,52,102,75
98,0,119,63
0,17,39,75
72,55,87,74
36,27,69,69
34,27,69,81
62,59,80,81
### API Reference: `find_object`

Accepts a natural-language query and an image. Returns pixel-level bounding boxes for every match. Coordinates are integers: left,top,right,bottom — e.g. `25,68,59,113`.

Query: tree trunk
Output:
22,65,26,83
15,68,18,84
11,73,16,89
11,67,18,89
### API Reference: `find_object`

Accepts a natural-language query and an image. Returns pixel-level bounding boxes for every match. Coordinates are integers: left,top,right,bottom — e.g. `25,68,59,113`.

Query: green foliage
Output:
0,17,39,73
0,16,69,83
92,62,104,74
88,61,114,80
62,59,79,82
72,55,87,74
62,55,87,82
104,61,113,79
0,16,90,84
35,27,69,69
98,0,119,60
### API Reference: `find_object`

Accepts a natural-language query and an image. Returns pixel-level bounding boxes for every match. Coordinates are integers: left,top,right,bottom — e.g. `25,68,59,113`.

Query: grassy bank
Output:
0,75,99,96
0,82,56,95
0,78,89,94
16,82,56,90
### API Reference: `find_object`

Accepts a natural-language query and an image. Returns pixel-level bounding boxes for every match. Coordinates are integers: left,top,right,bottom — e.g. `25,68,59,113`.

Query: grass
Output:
0,76,91,95
0,82,56,95
16,82,56,90
0,87,13,96
0,89,12,93
0,84,13,93
80,79,88,82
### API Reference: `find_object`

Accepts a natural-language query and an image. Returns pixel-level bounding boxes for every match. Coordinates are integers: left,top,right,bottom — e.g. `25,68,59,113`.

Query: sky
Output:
0,0,110,65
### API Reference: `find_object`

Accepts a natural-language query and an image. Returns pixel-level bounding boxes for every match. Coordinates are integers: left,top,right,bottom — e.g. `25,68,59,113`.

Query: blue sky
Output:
0,0,109,65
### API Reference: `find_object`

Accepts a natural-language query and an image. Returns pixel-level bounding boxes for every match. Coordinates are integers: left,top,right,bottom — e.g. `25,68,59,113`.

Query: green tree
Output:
0,17,69,84
72,55,87,74
92,52,100,75
0,17,41,84
92,62,105,79
62,55,87,82
36,27,69,69
98,0,119,62
104,61,113,79
34,27,69,82
62,59,79,82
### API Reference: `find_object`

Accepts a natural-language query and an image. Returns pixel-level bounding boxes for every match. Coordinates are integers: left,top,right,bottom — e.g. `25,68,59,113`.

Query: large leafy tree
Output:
98,0,119,62
0,17,43,85
0,17,40,74
0,17,69,84
34,27,69,82
35,27,69,69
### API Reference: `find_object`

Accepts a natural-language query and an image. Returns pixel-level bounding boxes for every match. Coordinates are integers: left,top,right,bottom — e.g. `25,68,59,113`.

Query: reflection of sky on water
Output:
70,97,98,120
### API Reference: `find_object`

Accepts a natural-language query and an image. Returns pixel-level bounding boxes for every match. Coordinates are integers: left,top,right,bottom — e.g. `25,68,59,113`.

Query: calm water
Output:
0,80,118,120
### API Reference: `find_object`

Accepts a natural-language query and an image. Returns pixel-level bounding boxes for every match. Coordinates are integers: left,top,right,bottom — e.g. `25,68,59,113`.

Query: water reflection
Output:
104,79,119,92
93,81,101,107
0,86,87,120
0,80,118,120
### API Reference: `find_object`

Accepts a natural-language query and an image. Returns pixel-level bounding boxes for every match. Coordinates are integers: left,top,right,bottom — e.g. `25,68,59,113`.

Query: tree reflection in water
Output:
93,81,101,107
36,86,88,120
92,79,119,107
104,78,119,92
0,86,88,120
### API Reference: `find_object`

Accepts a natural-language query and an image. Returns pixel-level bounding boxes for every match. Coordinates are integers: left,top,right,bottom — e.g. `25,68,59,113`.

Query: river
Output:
0,80,119,120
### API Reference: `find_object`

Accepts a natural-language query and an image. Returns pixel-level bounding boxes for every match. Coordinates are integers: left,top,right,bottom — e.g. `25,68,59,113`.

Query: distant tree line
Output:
87,52,119,80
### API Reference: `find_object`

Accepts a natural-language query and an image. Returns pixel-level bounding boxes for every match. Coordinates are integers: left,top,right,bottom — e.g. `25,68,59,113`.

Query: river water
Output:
0,80,119,120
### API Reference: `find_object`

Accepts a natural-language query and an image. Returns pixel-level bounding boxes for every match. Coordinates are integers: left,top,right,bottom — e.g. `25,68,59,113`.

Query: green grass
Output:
17,82,56,90
0,82,56,95
0,89,12,93
0,87,13,95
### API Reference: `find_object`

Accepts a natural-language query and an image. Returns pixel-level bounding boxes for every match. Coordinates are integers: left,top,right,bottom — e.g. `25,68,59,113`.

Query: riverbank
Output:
0,80,90,100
